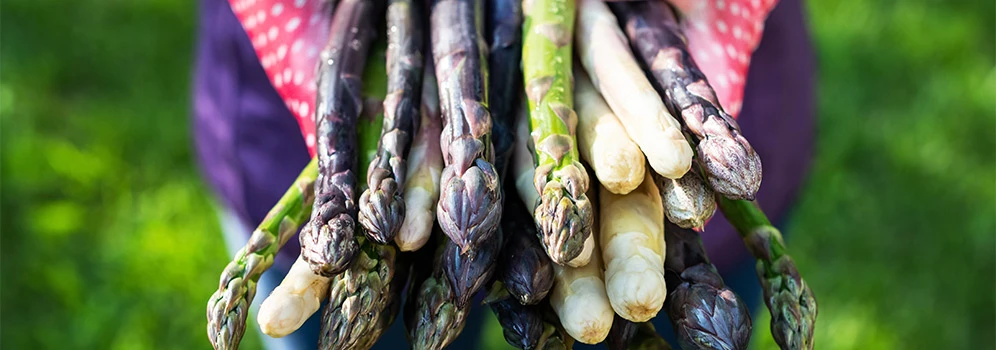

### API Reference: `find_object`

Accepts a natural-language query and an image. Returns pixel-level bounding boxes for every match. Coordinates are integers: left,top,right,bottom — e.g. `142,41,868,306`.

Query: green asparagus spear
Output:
664,221,752,350
487,0,524,175
405,228,470,349
359,0,426,243
522,0,593,265
717,197,818,350
431,0,503,252
206,160,318,350
317,235,400,350
612,1,763,200
303,0,382,277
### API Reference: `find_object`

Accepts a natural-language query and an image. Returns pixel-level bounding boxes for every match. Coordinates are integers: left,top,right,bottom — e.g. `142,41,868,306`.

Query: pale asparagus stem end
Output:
396,187,435,251
557,276,613,344
604,235,667,322
749,226,818,350
257,257,330,338
436,159,503,252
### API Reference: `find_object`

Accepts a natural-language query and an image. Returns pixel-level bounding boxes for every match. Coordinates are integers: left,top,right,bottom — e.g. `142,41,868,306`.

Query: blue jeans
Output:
222,205,765,349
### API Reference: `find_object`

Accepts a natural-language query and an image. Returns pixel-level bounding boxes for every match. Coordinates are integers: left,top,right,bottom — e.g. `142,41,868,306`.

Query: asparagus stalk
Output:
396,61,443,252
206,159,318,350
574,0,693,180
359,0,426,243
405,228,470,349
611,1,762,200
574,68,646,195
599,171,668,322
663,221,752,350
522,0,593,266
431,0,503,252
653,169,716,230
549,185,613,344
317,235,400,350
513,110,594,267
487,0,524,175
717,197,818,350
303,0,382,276
499,190,555,305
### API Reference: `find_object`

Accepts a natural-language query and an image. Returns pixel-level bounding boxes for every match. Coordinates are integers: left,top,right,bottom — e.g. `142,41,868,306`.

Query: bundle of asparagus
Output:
207,0,819,349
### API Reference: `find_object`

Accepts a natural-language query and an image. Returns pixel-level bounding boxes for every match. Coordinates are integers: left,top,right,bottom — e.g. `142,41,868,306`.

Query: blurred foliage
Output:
0,0,993,349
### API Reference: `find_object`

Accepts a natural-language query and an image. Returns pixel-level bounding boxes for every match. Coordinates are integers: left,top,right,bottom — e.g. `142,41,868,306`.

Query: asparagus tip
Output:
697,135,762,200
300,220,359,276
534,182,594,265
436,161,503,251
358,184,406,244
670,264,753,350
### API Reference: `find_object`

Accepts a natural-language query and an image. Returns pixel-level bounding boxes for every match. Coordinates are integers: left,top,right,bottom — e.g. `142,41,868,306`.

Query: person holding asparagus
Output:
197,0,819,348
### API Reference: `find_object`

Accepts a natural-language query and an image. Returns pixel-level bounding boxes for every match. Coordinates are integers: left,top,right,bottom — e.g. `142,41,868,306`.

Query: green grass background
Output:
1,0,993,349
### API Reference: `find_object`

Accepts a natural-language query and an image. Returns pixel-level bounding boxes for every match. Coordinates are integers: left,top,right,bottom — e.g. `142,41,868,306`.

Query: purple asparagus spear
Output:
301,0,381,277
612,1,763,200
430,0,503,252
359,0,426,243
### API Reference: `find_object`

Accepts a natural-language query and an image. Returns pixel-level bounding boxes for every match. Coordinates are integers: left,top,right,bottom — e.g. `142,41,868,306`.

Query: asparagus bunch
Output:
396,61,443,252
359,0,426,243
663,221,752,350
575,0,693,180
206,159,318,350
303,0,381,276
612,1,763,200
431,0,503,252
522,0,593,265
654,169,717,230
718,197,818,350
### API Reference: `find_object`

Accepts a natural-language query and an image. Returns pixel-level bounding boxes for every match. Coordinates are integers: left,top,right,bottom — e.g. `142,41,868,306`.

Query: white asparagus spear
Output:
575,0,692,179
395,65,443,251
513,106,594,267
574,67,646,195
257,256,331,337
549,184,614,344
599,172,668,322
